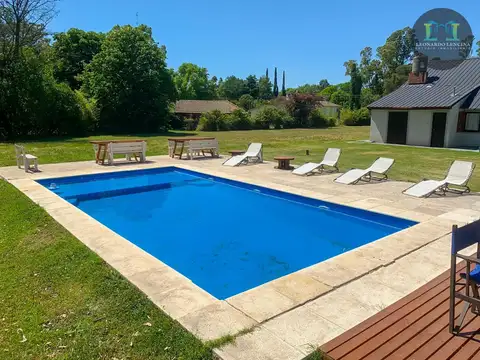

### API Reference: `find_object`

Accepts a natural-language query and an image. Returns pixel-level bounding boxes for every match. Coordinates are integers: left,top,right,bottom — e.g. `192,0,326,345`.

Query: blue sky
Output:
50,1,480,87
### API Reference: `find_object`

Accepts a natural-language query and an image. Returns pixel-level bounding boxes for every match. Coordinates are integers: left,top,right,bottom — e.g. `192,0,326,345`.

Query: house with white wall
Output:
368,58,480,148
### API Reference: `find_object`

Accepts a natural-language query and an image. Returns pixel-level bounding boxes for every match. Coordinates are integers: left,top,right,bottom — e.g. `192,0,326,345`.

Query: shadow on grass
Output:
2,131,198,145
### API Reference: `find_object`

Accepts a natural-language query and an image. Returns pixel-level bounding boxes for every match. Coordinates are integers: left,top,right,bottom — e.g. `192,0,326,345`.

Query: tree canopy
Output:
52,28,105,89
82,25,175,133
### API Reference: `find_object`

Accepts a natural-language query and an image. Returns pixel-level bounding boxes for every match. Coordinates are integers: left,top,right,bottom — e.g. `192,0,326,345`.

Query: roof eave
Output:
368,106,452,110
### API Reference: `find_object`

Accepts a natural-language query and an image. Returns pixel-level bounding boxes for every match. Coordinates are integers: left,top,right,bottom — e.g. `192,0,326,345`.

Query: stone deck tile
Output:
335,274,405,313
149,284,217,320
227,285,296,323
262,305,344,355
214,326,305,360
306,290,378,332
269,272,332,305
178,301,257,341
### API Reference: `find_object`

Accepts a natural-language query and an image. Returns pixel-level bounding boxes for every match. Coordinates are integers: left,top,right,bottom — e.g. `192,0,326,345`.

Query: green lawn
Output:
2,126,480,190
0,181,213,359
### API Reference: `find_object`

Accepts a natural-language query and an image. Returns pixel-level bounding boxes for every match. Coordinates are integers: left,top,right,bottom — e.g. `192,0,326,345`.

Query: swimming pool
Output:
38,167,416,299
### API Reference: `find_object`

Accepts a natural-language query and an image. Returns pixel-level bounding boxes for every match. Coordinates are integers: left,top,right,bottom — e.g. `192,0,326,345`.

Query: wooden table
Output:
168,137,215,159
229,150,245,157
90,139,144,165
274,156,295,170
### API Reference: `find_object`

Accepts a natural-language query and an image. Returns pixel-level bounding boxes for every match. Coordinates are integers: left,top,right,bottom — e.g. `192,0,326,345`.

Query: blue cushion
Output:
469,266,480,283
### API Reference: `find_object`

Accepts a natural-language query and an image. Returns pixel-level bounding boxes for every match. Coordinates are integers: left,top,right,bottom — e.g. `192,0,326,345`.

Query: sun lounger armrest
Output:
456,254,480,265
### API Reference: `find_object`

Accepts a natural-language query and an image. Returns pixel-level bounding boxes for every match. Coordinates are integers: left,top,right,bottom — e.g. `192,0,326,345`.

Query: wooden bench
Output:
188,139,219,159
106,141,147,165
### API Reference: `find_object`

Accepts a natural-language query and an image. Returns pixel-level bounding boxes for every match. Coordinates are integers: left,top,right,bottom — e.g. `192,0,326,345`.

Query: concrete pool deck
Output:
1,155,480,360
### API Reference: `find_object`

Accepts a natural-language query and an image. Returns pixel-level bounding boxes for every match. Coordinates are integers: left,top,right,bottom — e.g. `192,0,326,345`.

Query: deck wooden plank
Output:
428,310,480,360
386,299,465,359
323,264,467,359
344,296,453,360
322,273,453,358
321,262,480,360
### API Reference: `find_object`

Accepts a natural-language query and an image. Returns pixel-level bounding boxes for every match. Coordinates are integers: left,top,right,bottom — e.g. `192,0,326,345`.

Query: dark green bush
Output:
183,118,197,131
168,113,184,130
252,107,292,129
308,109,330,128
196,110,228,131
238,94,255,111
226,109,252,130
341,107,370,126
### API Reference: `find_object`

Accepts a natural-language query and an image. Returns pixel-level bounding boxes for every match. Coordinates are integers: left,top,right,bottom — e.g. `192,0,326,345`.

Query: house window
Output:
465,113,480,131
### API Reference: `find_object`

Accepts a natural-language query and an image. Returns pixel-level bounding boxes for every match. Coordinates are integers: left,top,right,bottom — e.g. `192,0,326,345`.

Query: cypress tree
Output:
281,71,286,96
266,68,269,80
273,67,279,97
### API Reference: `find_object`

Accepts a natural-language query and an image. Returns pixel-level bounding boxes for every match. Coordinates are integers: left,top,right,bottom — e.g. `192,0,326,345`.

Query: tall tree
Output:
218,75,247,100
265,67,269,79
318,79,329,90
348,61,362,110
245,74,259,98
258,75,273,99
0,0,58,63
281,71,286,96
51,28,105,89
174,63,215,100
82,25,175,133
273,67,279,97
377,27,415,94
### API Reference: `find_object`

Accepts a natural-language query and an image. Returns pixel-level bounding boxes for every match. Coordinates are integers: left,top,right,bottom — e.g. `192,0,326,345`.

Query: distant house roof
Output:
319,100,340,108
175,100,239,114
368,58,480,110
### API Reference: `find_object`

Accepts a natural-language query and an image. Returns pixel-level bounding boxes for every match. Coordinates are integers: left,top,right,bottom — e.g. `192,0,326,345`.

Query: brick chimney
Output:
408,71,428,84
408,55,429,85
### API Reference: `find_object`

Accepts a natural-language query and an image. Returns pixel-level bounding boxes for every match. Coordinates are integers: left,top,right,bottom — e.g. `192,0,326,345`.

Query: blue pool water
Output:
38,167,416,299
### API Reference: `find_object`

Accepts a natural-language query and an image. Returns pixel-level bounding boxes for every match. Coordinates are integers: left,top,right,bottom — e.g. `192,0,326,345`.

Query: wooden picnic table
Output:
90,139,144,165
168,137,215,159
274,156,295,170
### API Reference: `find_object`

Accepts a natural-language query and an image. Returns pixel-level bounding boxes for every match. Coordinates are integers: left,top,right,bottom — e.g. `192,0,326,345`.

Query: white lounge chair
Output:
223,143,263,167
403,160,475,198
14,144,38,172
334,157,394,185
292,148,341,176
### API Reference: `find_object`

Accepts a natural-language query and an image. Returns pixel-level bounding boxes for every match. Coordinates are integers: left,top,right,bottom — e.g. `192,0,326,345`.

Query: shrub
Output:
308,109,330,128
184,118,197,131
340,108,355,125
168,113,184,130
285,93,318,128
238,94,255,110
353,107,371,125
196,110,228,131
252,106,292,129
74,90,98,132
326,116,338,127
341,107,370,126
226,109,252,130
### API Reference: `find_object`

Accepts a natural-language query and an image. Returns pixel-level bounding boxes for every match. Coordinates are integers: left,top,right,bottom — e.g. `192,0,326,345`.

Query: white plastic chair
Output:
334,157,394,185
293,148,341,176
15,144,38,172
223,143,263,167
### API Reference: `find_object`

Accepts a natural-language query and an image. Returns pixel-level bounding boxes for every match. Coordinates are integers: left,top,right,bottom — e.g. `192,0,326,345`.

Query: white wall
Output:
370,110,388,143
446,104,480,148
444,100,480,148
406,110,433,146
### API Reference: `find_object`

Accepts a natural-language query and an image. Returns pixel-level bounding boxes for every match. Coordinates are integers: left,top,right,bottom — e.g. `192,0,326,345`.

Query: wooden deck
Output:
321,262,480,360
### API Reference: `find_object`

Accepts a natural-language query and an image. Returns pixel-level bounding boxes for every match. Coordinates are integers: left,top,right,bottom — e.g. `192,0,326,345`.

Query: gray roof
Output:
463,89,480,110
368,58,480,109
